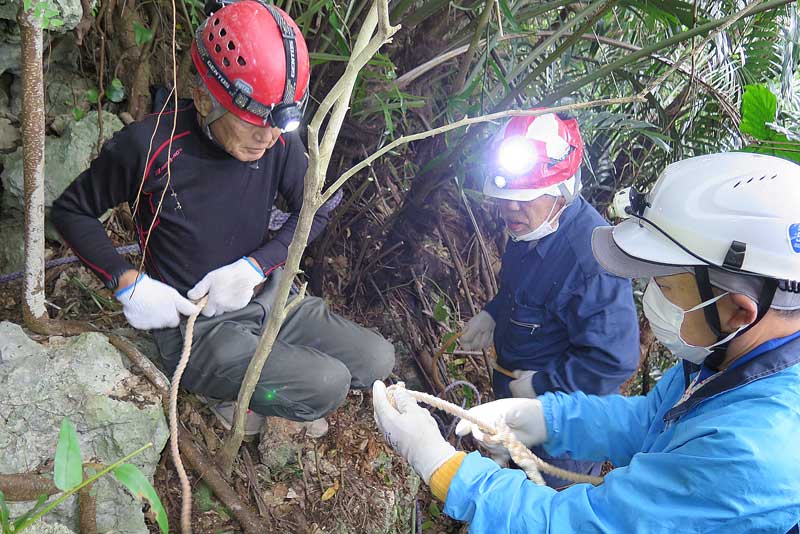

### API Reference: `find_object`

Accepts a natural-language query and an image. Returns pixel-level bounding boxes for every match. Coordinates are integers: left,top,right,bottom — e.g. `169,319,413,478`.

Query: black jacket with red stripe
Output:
50,103,329,295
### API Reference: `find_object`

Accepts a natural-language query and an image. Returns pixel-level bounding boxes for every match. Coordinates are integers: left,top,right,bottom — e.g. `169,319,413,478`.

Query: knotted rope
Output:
387,383,604,487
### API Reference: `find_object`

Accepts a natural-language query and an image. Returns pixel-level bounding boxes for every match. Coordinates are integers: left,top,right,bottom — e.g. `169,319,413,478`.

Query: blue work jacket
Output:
485,197,639,397
443,334,800,533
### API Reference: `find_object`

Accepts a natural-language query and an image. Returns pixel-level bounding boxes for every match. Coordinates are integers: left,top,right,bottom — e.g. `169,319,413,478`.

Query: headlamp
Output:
498,136,538,175
267,102,303,132
606,186,650,220
493,175,507,188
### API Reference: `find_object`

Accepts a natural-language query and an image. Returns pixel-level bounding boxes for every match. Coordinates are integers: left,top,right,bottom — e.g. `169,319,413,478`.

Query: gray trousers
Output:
152,280,395,422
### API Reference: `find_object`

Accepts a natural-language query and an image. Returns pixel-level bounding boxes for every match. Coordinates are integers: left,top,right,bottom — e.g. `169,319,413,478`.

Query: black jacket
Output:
51,104,328,294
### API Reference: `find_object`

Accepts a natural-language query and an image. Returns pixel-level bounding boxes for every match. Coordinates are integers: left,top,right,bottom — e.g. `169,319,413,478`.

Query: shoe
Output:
197,396,265,436
301,418,329,439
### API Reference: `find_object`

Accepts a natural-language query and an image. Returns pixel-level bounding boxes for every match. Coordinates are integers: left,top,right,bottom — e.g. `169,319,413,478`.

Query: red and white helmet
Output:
484,111,584,202
191,1,310,130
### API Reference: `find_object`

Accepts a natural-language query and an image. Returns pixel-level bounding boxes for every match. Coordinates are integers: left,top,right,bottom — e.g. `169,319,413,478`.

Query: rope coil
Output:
387,383,604,487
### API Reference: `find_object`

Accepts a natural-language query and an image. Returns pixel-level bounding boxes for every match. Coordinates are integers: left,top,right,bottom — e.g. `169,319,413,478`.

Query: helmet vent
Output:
208,33,214,41
237,56,246,66
220,28,227,36
214,43,221,53
227,40,235,50
213,17,220,26
223,57,230,67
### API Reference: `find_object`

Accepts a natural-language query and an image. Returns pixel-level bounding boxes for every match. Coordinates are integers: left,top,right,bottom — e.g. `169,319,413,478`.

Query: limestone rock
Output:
0,218,24,274
0,116,19,151
0,322,169,534
22,523,77,534
1,111,123,213
0,0,87,31
45,66,93,119
258,417,304,475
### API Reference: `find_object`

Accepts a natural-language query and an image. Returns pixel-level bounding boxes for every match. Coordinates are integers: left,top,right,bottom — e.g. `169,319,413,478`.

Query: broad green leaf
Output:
54,418,83,491
72,107,86,121
741,142,800,165
85,88,99,104
428,502,441,519
740,84,777,141
106,78,126,103
133,21,154,46
112,464,168,534
421,519,434,530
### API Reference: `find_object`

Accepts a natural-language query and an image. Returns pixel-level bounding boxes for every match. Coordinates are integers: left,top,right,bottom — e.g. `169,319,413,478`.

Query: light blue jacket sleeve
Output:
539,365,678,466
443,367,800,533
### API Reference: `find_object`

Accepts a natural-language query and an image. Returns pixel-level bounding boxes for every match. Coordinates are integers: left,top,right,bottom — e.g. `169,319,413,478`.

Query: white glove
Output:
115,274,200,330
372,381,456,484
461,310,496,350
509,370,537,399
187,257,265,317
454,398,547,467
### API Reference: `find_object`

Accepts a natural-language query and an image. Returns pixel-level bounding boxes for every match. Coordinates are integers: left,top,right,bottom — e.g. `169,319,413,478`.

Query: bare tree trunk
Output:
18,4,47,330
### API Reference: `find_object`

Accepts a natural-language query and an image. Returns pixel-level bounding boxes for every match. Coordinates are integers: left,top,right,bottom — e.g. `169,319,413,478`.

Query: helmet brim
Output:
483,175,577,201
591,222,697,279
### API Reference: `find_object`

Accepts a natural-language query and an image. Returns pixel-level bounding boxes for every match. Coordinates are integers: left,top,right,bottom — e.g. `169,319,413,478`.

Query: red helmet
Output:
191,1,310,130
484,111,584,202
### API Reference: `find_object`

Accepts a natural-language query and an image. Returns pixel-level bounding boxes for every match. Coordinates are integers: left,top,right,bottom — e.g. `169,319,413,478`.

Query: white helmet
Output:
593,152,800,368
594,152,800,289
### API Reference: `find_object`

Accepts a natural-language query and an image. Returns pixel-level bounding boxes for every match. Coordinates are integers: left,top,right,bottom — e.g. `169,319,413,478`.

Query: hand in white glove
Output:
187,257,265,317
461,310,496,350
115,274,200,330
509,370,537,399
372,381,456,484
454,397,547,467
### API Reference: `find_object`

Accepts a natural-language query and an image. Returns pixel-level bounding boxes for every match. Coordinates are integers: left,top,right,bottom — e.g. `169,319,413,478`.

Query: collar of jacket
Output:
664,334,800,423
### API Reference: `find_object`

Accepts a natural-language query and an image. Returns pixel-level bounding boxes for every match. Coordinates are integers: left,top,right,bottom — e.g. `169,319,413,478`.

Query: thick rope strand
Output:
389,384,604,486
169,296,208,534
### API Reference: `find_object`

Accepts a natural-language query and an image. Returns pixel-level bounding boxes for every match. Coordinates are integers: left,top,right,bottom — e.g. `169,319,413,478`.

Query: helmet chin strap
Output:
694,266,778,370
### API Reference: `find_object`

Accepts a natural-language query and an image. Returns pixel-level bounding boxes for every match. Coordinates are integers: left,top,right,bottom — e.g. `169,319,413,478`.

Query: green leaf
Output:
133,21,154,46
0,491,11,533
85,88,99,104
421,520,434,530
194,482,215,513
105,78,126,103
740,84,777,141
47,18,64,28
428,502,441,519
72,107,86,121
54,418,83,491
432,295,450,323
112,464,168,534
12,494,48,531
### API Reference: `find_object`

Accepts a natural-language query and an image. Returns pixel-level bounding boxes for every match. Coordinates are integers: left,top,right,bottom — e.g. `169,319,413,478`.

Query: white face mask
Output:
642,280,746,365
510,198,564,242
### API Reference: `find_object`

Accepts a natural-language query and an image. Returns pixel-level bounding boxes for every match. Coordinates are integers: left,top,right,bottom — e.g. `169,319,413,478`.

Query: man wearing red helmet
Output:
50,0,394,435
458,112,639,487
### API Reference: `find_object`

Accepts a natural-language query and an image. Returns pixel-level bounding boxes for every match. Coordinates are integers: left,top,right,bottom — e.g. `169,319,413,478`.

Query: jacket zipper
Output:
509,318,540,334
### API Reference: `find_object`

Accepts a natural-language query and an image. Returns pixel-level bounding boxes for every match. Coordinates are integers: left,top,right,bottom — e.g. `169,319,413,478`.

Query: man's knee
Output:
350,334,395,388
305,361,352,419
258,359,352,422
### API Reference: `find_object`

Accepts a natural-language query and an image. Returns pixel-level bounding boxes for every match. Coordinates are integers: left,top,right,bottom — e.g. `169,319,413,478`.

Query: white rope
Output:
169,295,208,534
388,384,604,486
